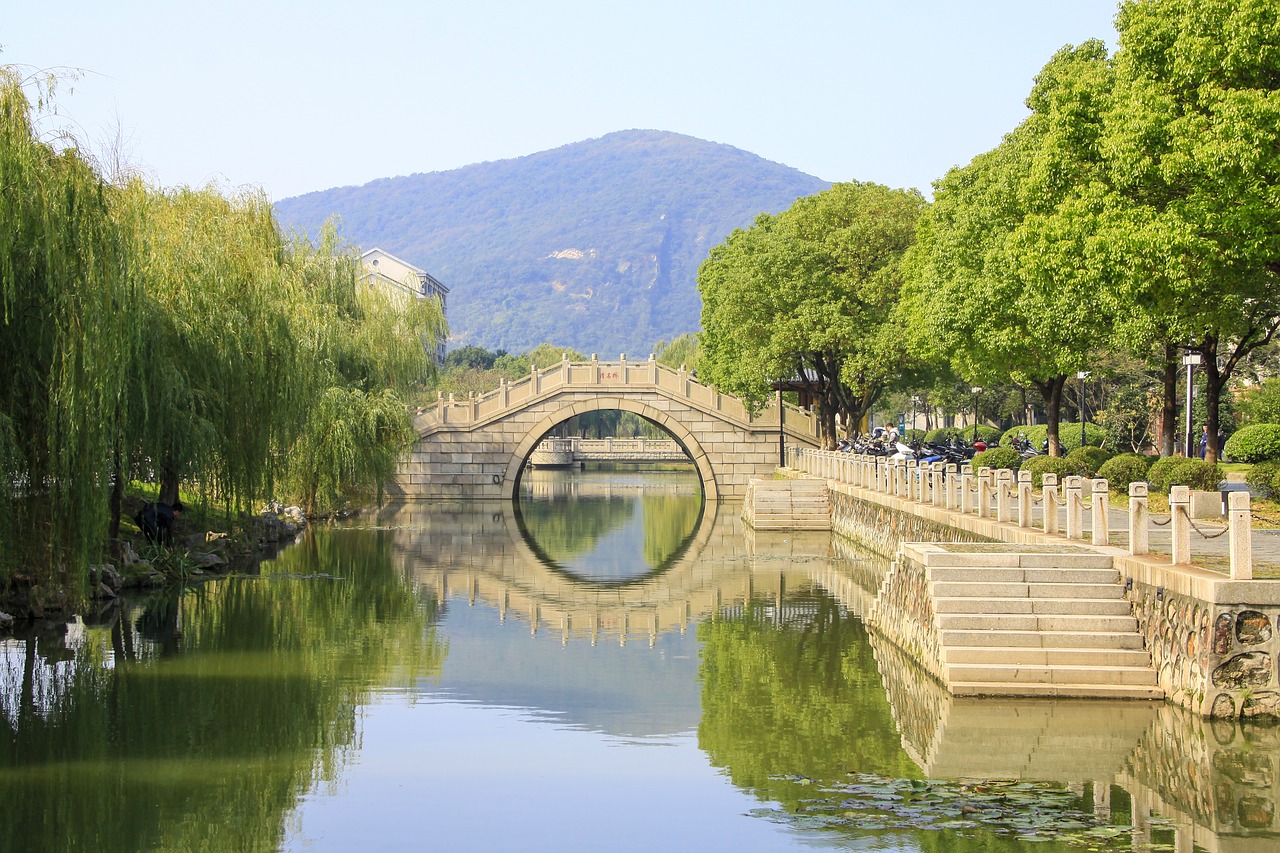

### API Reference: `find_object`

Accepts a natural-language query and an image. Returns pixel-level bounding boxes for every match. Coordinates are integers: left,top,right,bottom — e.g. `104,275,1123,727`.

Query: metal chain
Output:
1150,514,1172,527
1189,518,1230,539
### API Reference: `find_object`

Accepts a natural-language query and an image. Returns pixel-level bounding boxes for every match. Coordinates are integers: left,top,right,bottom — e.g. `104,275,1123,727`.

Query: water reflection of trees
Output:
698,591,919,809
0,527,445,853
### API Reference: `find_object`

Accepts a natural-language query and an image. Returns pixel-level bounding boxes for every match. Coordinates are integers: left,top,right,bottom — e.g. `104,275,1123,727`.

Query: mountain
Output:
273,130,830,355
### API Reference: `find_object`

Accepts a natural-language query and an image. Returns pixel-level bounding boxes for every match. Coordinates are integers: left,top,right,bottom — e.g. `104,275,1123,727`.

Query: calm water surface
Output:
2,467,1278,852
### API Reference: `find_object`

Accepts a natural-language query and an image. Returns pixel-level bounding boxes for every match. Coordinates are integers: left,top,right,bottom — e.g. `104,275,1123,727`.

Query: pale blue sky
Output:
2,1,1120,201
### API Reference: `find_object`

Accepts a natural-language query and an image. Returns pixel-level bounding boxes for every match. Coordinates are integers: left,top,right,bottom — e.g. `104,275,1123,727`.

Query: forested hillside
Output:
273,130,830,354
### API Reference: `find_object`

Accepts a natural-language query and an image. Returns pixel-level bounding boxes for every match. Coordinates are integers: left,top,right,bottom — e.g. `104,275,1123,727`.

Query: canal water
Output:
2,467,1278,852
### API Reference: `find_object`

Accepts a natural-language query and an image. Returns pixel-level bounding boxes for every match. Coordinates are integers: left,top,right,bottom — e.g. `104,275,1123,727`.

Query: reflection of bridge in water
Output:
372,500,880,648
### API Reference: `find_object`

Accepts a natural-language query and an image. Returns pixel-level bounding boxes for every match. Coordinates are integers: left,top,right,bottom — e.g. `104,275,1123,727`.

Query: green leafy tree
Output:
901,42,1115,456
1097,0,1280,462
699,182,925,447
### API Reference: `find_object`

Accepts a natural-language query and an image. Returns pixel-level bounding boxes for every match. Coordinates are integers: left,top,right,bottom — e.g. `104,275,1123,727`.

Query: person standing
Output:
1199,425,1209,459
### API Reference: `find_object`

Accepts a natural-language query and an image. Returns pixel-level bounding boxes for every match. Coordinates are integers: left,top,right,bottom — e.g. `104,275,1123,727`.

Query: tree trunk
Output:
1034,376,1067,456
1160,343,1178,457
1201,336,1223,464
159,460,180,507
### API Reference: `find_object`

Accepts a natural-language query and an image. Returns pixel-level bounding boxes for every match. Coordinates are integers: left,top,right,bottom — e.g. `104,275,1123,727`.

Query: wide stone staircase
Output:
921,547,1163,699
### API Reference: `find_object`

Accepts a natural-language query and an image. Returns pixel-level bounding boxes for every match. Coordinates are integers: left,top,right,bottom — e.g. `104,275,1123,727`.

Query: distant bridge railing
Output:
414,353,819,440
530,437,690,465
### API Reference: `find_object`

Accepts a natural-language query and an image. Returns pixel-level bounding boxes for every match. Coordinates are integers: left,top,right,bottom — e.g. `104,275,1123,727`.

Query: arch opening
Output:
502,400,719,503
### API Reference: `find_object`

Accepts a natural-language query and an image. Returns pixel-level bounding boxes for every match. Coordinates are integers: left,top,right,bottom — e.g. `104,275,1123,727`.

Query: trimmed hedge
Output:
1021,455,1086,487
998,422,1104,453
1247,460,1280,500
1149,456,1222,492
1223,423,1280,463
971,447,1022,472
1096,454,1153,492
924,425,1003,445
1164,459,1223,492
1064,446,1113,476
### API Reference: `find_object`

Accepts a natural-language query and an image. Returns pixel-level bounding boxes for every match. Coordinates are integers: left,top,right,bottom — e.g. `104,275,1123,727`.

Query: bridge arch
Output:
391,357,821,501
503,397,718,501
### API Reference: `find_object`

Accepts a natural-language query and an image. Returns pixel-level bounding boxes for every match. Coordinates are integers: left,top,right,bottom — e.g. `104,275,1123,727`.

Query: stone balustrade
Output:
788,447,1255,581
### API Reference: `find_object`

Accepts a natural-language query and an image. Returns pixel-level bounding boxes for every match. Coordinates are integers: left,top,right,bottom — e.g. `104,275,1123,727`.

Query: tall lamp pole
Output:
971,387,983,441
1076,371,1090,450
1183,353,1202,457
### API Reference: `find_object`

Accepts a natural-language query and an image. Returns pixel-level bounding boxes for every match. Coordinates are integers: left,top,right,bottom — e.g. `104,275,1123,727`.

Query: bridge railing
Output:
789,447,1257,581
423,353,819,439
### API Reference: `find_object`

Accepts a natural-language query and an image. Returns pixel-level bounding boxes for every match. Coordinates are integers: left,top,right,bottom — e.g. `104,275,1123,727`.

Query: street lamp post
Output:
971,387,983,442
1183,353,1202,457
1076,371,1090,450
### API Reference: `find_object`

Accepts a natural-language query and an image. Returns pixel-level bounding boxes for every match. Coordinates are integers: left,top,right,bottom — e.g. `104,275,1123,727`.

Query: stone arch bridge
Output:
389,355,821,501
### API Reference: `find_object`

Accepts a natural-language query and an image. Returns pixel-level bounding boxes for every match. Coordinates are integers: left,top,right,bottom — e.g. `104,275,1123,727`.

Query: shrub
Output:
971,447,1022,472
1020,455,1086,487
1097,454,1154,492
1247,460,1280,500
1164,459,1223,492
1065,446,1114,476
1222,423,1280,463
998,422,1104,453
924,425,1002,445
1146,456,1183,493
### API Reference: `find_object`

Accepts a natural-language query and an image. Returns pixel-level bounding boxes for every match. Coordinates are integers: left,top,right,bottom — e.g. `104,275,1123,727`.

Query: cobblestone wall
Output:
1133,581,1280,719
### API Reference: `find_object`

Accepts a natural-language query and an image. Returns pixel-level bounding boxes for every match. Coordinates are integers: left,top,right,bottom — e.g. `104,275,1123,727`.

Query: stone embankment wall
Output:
819,474,1280,719
1130,581,1280,719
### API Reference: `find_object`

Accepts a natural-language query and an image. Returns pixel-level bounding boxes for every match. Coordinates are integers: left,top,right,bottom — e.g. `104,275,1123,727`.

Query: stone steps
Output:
912,545,1161,701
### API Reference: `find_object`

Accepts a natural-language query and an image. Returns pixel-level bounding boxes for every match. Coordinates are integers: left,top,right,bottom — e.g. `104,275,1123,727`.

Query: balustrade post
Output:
500,378,509,408
619,353,628,384
931,462,945,507
944,464,958,510
1042,473,1060,535
960,465,974,514
1229,491,1253,580
531,364,541,395
906,460,919,501
1091,479,1110,546
470,391,478,421
977,467,993,518
1170,485,1191,565
436,390,444,418
1017,470,1033,528
649,352,657,384
996,469,1014,523
1129,482,1149,556
1064,476,1083,540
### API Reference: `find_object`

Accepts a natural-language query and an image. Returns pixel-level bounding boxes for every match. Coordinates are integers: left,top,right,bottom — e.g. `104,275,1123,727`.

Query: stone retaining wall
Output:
816,472,1280,719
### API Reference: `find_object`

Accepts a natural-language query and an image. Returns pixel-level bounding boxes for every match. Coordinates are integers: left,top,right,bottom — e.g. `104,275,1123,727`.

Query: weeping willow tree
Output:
278,225,446,514
2,66,447,605
112,182,304,522
0,69,137,597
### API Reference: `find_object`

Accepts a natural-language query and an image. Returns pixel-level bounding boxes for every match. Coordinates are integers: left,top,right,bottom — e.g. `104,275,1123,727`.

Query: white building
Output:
360,247,449,364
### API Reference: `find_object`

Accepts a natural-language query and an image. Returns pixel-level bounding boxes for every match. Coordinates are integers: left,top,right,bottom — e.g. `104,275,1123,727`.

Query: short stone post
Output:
945,464,958,510
1129,482,1149,556
1064,476,1083,540
1017,470,1033,528
931,462,945,507
893,459,905,497
1229,491,1253,580
960,464,974,514
1170,485,1191,565
1091,479,1110,546
977,467,993,518
1042,473,1060,535
996,469,1014,523
906,460,919,500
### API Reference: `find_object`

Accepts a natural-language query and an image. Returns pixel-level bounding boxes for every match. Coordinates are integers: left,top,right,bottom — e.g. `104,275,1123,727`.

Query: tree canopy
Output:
698,182,925,446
